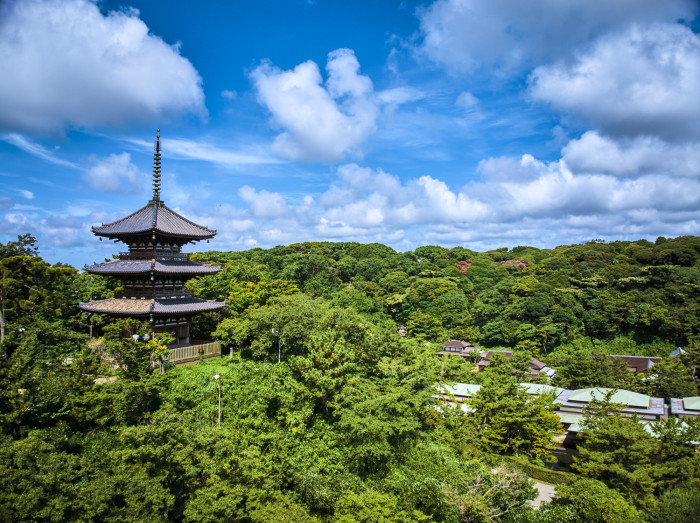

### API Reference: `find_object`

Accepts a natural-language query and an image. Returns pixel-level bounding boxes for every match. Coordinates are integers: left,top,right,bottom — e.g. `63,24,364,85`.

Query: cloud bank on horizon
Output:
0,0,698,267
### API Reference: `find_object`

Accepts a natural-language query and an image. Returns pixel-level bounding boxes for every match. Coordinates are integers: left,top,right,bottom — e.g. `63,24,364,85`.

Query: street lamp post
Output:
272,328,281,363
213,374,221,427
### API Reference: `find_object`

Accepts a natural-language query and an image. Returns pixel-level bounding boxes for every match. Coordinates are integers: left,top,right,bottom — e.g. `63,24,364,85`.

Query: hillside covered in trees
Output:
1,234,699,522
191,235,700,352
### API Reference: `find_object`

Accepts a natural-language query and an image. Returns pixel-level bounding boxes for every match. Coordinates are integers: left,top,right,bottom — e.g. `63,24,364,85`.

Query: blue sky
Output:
1,0,699,268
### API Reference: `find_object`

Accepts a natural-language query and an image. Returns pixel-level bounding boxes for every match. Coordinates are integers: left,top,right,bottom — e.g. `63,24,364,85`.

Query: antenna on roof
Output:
152,129,162,202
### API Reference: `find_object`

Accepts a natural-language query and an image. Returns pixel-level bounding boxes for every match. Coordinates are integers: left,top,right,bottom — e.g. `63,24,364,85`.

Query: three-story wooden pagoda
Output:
79,131,225,346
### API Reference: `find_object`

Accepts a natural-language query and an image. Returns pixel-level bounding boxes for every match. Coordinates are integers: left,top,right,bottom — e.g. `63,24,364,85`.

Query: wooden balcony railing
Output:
167,341,222,364
114,289,194,299
118,252,190,261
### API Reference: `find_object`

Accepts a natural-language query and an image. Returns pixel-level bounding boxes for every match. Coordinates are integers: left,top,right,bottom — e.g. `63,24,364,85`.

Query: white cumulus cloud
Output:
417,0,697,73
0,0,206,135
530,24,700,140
562,132,700,178
118,151,700,257
238,186,289,219
82,152,141,194
250,48,378,162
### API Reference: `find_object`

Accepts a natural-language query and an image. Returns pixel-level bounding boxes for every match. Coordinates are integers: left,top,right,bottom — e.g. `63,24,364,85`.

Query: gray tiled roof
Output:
79,296,225,315
156,260,219,274
92,201,215,239
78,298,152,315
85,260,153,274
441,340,473,349
153,297,225,314
84,259,220,275
607,355,662,374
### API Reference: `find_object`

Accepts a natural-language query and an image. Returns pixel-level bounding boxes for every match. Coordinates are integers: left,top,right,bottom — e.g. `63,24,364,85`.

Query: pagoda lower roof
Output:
78,297,225,315
92,200,215,240
84,259,220,275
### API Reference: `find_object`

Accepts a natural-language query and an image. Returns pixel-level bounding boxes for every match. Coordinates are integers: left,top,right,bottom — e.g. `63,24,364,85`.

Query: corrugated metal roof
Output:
438,383,482,397
568,388,651,408
555,412,583,425
519,383,565,397
567,422,583,433
683,397,700,411
92,202,215,239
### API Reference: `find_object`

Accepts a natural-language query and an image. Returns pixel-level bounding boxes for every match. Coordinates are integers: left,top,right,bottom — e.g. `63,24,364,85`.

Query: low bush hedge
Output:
502,456,577,486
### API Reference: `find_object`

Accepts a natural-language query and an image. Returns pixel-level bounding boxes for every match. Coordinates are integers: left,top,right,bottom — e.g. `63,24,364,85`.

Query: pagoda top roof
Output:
92,201,216,240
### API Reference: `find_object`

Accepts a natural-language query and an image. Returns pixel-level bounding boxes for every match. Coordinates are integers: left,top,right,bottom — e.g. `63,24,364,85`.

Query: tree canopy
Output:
1,235,699,521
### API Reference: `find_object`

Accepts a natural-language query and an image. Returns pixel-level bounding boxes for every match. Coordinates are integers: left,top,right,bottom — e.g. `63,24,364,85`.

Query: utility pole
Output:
213,374,221,427
272,328,281,363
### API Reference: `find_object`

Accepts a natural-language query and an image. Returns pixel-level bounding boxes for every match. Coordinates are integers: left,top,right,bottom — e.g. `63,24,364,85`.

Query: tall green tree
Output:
465,369,562,461
649,416,700,490
573,392,657,505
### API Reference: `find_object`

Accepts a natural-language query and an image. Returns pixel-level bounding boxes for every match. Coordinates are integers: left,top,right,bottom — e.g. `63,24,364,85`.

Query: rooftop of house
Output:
607,354,662,374
518,383,565,397
437,383,482,398
441,340,474,349
565,387,651,408
554,387,666,420
670,396,700,416
436,382,566,401
436,340,479,357
475,349,557,378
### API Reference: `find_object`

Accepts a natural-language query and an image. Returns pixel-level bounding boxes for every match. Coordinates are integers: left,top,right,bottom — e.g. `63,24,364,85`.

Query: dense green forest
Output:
1,234,699,522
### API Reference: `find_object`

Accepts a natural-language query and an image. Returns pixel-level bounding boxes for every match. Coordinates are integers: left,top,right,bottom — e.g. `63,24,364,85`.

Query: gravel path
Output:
530,481,556,508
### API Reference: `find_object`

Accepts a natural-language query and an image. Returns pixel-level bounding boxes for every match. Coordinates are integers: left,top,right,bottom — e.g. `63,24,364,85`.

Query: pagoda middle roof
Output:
84,259,220,275
78,296,225,315
92,201,215,239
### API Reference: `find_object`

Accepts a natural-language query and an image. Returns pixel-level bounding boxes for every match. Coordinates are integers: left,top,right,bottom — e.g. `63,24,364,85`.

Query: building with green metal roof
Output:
554,387,666,421
671,396,700,417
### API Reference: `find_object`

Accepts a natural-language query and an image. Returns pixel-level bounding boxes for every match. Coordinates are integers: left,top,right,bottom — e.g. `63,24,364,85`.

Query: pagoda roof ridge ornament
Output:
90,129,217,241
152,129,162,203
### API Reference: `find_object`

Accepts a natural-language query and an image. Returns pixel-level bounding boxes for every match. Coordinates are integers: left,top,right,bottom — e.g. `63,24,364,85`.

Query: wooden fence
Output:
167,341,222,364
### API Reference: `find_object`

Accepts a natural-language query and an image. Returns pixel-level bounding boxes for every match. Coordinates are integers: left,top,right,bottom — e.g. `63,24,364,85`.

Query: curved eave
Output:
91,202,216,241
83,260,221,276
153,298,226,314
79,297,226,316
92,228,216,241
79,298,152,315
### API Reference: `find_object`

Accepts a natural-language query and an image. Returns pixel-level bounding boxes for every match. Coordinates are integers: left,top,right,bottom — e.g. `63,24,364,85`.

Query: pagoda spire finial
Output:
152,129,162,202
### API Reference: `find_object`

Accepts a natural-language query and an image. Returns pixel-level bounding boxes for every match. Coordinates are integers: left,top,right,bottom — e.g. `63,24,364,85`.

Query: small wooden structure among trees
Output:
79,131,225,347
